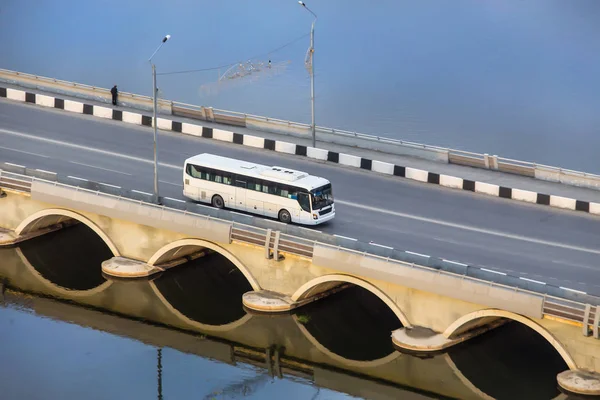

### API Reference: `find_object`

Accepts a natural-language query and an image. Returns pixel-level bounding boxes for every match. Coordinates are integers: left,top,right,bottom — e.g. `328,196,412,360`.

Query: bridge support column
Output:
242,284,352,314
102,251,208,279
391,319,507,354
558,370,600,396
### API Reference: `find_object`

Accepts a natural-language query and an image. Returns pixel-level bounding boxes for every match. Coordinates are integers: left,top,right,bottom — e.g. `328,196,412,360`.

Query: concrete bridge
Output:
0,245,576,399
2,171,600,395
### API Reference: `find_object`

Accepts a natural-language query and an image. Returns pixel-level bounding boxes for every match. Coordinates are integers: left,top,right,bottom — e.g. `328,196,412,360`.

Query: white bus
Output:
182,153,335,225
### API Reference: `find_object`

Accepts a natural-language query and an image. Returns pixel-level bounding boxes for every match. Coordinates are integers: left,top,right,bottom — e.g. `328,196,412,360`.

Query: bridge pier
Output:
391,319,508,354
557,370,600,397
242,285,353,314
101,251,209,278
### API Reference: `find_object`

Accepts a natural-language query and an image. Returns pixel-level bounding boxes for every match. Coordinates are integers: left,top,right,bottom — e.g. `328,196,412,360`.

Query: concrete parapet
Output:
312,244,545,320
557,370,600,396
29,180,232,245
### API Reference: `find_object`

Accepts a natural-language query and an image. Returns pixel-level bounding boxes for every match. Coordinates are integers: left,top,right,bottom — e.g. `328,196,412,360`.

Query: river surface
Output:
1,1,600,172
0,224,575,399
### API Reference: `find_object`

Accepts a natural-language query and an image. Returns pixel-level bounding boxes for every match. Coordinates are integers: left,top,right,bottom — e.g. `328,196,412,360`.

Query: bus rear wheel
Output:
212,195,224,209
278,209,292,224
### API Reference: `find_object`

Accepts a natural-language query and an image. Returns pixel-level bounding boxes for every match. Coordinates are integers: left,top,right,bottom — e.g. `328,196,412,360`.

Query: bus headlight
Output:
313,213,318,219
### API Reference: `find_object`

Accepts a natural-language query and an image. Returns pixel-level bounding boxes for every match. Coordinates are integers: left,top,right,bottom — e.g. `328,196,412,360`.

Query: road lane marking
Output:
69,161,132,176
480,267,507,276
336,200,600,256
405,251,430,258
559,287,587,295
334,234,357,241
369,242,393,249
159,180,183,186
0,145,50,158
132,189,152,196
68,176,88,181
519,277,546,285
0,127,181,170
443,259,468,267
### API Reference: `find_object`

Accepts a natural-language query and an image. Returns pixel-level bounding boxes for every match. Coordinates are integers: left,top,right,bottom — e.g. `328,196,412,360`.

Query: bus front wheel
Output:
212,195,225,209
278,209,292,224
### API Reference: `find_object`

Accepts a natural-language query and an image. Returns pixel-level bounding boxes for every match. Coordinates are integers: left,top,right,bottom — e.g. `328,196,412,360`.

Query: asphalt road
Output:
2,99,600,295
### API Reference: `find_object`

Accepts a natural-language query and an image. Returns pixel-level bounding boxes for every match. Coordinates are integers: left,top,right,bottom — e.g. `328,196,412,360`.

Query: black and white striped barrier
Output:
2,86,599,215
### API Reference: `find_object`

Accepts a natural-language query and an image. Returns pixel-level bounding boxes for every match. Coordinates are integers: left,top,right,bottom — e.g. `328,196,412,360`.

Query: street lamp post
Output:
298,1,317,148
148,34,171,204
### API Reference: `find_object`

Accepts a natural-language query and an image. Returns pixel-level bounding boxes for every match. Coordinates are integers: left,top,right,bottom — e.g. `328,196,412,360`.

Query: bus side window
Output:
214,173,223,183
223,172,232,185
252,180,262,191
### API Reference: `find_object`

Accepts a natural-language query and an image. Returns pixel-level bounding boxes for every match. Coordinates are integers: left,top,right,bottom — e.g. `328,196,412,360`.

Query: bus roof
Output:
184,153,330,190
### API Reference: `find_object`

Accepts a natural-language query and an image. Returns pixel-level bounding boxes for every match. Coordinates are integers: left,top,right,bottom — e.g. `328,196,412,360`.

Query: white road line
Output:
68,176,88,181
230,211,251,218
164,197,185,203
0,127,181,170
334,234,357,241
5,162,26,168
0,145,50,158
405,250,430,258
132,189,152,196
336,199,600,256
298,227,322,233
443,259,468,267
69,161,132,176
159,180,183,187
519,277,546,285
99,182,121,189
369,242,393,249
559,287,587,295
480,267,507,276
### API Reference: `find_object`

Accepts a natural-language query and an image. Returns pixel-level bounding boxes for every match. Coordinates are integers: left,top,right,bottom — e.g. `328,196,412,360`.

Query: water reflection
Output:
294,285,403,362
152,252,252,326
448,321,568,400
0,239,581,399
18,223,110,290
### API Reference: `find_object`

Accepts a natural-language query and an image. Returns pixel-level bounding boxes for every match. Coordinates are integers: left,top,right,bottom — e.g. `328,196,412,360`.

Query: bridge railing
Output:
3,67,600,189
1,165,600,336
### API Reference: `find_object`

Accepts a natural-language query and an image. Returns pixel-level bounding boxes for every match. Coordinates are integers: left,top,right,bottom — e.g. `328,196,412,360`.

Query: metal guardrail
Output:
2,165,600,335
3,67,600,189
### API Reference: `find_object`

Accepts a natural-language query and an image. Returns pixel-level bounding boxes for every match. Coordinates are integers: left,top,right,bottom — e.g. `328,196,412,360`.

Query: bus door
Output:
235,180,247,211
297,192,312,223
245,179,264,216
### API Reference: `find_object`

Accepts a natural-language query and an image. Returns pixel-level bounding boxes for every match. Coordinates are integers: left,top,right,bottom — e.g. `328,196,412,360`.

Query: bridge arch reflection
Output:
444,308,576,370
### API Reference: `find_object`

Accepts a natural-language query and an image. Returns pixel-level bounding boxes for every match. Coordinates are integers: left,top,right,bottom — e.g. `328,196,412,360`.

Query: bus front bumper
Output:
311,210,335,225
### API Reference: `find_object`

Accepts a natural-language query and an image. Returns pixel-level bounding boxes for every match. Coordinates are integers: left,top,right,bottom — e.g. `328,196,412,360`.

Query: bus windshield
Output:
311,184,334,209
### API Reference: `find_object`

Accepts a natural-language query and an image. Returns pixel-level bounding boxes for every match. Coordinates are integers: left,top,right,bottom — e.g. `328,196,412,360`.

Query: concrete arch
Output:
291,274,411,328
16,208,120,256
444,309,577,370
292,314,401,369
147,238,261,291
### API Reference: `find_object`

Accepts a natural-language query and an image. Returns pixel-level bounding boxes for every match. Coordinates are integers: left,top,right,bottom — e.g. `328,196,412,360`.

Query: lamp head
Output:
162,34,171,43
298,1,305,6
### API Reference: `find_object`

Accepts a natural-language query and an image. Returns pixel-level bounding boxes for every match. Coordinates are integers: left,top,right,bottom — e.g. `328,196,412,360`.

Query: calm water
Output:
0,224,574,399
2,1,600,172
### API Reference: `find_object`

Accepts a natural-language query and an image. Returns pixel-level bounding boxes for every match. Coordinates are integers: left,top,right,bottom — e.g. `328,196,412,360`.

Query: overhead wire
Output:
157,32,310,76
